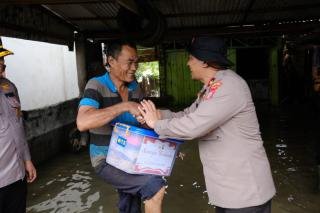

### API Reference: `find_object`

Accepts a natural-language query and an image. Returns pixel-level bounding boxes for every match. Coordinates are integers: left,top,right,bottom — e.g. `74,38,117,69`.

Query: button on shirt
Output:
0,78,31,188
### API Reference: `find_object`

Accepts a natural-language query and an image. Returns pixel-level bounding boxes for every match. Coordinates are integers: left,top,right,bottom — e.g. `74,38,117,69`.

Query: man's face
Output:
187,54,204,80
0,58,6,78
108,45,139,83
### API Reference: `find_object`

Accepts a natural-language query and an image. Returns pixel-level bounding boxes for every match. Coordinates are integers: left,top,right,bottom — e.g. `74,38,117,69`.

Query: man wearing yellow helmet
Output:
0,42,37,213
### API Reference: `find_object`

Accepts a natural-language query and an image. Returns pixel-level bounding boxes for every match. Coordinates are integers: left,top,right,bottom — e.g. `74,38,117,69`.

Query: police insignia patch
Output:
204,80,222,100
0,82,10,92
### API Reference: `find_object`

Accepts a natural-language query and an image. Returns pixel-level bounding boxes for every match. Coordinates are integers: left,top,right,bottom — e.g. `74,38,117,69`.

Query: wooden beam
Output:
164,22,319,40
80,4,112,29
116,0,140,15
164,3,320,18
71,16,115,21
0,0,112,5
241,0,257,25
84,20,320,41
41,5,78,30
0,21,73,44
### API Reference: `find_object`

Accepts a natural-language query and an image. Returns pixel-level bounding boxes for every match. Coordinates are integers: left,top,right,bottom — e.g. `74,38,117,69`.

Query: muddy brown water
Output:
26,104,320,213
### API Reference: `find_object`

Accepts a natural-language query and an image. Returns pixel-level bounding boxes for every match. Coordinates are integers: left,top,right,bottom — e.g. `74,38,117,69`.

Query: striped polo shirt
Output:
79,72,143,171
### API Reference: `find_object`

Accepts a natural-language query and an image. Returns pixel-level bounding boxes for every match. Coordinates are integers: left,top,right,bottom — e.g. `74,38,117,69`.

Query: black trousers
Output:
0,179,27,213
215,200,271,213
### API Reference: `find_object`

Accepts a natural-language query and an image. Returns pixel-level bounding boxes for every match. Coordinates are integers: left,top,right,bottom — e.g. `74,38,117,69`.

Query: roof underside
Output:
1,0,320,45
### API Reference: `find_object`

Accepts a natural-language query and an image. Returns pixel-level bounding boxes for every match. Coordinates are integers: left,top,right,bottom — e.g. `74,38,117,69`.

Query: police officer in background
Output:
0,43,37,213
139,37,276,213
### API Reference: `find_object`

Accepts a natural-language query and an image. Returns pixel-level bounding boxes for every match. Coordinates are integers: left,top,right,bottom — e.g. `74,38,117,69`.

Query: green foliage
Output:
136,61,159,82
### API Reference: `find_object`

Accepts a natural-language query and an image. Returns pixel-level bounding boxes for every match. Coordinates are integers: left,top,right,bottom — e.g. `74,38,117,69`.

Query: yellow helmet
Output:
0,45,14,58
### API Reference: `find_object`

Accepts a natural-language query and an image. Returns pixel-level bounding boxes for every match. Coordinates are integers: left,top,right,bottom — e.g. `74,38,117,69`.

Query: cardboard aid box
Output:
106,122,183,176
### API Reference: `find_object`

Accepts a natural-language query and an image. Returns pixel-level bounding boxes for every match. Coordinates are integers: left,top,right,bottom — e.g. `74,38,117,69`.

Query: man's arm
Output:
77,101,141,131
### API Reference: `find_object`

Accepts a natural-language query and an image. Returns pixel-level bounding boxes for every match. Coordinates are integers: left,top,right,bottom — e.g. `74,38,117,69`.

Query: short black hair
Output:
104,40,137,66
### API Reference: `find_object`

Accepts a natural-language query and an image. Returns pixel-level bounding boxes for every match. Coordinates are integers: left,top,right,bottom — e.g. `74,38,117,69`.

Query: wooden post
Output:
269,47,279,106
227,48,237,71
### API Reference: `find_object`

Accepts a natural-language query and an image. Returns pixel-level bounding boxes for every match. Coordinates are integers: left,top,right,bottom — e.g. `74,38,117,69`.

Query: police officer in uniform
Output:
139,37,276,213
0,43,37,213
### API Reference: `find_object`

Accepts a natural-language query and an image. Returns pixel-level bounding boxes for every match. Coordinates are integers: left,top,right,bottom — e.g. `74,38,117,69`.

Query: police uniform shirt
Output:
0,78,31,188
155,69,276,208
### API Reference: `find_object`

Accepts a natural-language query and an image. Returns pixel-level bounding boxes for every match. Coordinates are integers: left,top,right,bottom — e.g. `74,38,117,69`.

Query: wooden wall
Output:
164,50,202,107
162,49,237,107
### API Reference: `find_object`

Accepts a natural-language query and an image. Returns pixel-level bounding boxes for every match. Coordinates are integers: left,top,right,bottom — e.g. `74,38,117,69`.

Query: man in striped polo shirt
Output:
76,40,165,213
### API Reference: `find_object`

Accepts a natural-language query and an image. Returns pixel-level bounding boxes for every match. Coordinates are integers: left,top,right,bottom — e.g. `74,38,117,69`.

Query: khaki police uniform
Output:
0,78,31,188
154,69,276,208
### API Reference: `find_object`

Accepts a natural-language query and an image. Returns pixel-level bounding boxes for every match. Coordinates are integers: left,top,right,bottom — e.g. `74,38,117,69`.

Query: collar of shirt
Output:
102,71,138,93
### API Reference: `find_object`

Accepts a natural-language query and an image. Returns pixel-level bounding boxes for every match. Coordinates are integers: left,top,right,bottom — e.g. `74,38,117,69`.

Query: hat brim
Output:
187,47,233,67
0,46,14,58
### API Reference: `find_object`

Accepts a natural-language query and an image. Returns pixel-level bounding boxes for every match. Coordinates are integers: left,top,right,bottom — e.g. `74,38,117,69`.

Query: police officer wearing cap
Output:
139,37,276,213
0,43,37,213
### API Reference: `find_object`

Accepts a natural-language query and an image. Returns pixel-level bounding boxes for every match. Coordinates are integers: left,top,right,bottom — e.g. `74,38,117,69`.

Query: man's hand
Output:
136,115,146,124
25,160,37,183
126,101,143,117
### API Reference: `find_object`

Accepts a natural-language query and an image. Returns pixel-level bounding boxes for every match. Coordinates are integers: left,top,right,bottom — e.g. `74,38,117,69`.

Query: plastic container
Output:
106,122,183,176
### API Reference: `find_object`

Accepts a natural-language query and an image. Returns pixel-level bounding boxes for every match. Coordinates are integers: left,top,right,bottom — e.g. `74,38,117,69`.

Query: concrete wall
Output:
25,99,79,164
1,37,87,164
2,36,79,110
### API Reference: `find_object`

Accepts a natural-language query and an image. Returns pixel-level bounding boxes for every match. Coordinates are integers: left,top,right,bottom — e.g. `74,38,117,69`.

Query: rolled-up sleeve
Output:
79,79,103,109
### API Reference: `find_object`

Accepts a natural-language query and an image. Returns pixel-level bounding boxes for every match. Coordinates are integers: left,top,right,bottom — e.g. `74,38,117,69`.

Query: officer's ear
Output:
202,61,208,68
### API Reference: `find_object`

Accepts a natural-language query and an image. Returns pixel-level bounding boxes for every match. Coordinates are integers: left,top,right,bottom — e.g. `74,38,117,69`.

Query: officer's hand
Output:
25,160,37,183
139,100,160,129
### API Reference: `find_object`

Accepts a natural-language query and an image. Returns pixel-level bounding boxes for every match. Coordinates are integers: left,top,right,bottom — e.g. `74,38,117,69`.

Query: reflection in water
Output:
27,171,100,213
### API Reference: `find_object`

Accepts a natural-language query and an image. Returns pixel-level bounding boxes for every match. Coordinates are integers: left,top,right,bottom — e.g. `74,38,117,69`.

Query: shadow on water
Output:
26,152,118,213
27,103,320,213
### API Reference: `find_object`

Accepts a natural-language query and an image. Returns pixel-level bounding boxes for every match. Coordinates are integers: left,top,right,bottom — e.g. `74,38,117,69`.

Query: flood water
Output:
26,104,320,213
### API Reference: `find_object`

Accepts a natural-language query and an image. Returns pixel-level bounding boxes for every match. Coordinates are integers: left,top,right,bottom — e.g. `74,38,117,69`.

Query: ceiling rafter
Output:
0,0,112,5
84,17,320,41
241,0,257,25
1,0,320,43
67,3,320,21
79,3,112,29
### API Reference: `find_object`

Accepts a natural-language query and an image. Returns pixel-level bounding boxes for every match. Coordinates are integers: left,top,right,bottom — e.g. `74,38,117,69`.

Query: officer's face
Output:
0,58,6,78
108,45,139,83
187,55,203,80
